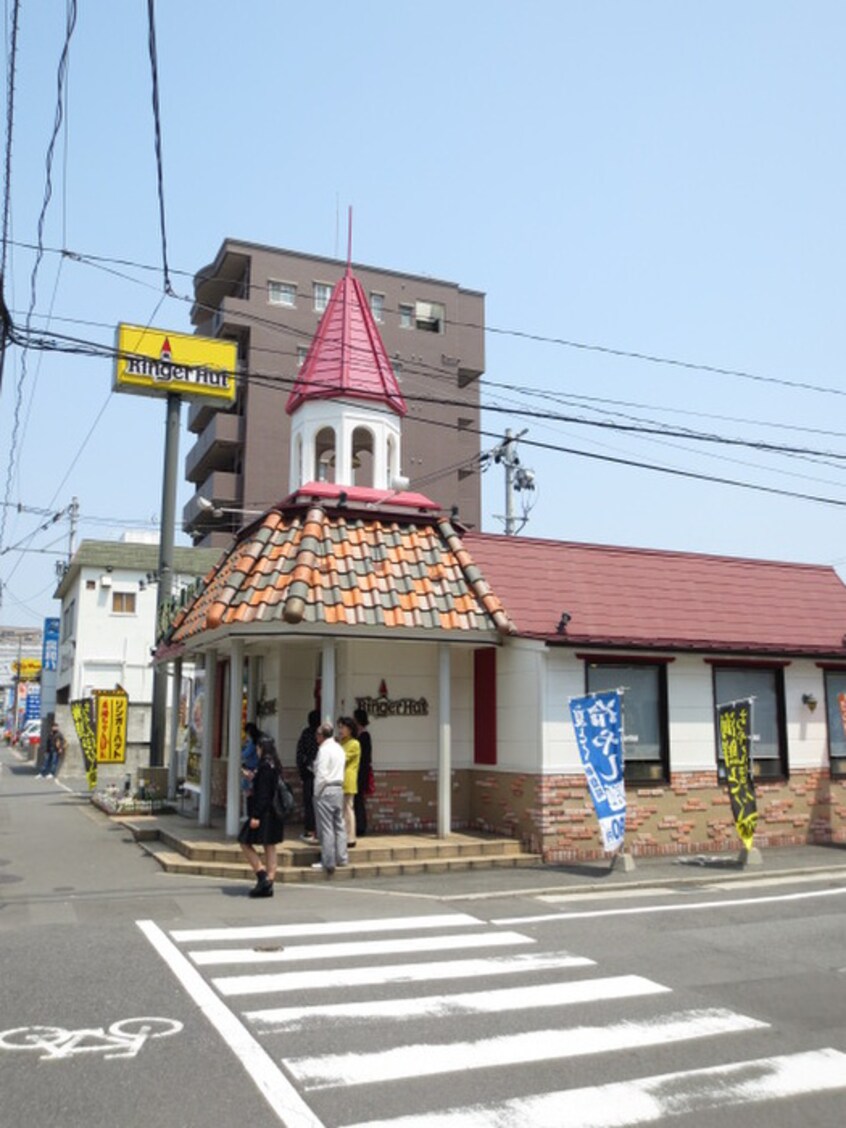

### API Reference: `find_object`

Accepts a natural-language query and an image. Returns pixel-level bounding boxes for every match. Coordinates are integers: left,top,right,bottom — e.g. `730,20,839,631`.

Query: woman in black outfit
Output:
353,707,372,838
238,736,285,897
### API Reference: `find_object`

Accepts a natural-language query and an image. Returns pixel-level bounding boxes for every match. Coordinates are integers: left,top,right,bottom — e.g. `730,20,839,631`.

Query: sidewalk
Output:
13,750,846,899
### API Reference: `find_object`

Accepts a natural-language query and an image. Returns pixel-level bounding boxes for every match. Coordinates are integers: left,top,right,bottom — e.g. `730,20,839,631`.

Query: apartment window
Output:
313,282,332,313
823,669,846,778
112,591,137,615
415,300,445,333
712,664,788,780
297,346,309,368
370,292,385,323
62,599,76,641
85,579,96,590
585,659,669,782
398,303,414,329
268,280,296,307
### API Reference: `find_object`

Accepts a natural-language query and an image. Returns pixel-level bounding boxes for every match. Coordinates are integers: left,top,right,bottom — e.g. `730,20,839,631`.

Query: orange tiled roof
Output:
165,502,513,646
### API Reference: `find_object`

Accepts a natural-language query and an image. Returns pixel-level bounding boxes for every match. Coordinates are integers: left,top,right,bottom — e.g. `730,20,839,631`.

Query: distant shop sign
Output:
13,658,41,681
114,324,237,404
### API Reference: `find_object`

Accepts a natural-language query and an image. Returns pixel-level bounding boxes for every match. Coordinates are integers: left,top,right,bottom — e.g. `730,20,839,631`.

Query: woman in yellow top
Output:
337,716,361,847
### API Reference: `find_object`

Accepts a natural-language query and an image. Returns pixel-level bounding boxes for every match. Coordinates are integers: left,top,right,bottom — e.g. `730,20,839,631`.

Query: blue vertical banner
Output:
42,618,60,672
569,690,627,852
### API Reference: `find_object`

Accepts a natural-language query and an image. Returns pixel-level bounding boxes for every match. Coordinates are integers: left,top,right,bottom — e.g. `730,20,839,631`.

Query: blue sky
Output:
2,1,846,628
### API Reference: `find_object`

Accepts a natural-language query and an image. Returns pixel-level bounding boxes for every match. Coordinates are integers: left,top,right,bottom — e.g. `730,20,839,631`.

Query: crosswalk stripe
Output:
213,950,595,997
244,973,670,1030
171,913,483,944
338,1048,846,1128
283,1008,768,1089
190,930,533,967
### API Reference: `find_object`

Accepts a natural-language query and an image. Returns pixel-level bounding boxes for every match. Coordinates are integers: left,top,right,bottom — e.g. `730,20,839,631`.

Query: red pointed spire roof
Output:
285,264,407,416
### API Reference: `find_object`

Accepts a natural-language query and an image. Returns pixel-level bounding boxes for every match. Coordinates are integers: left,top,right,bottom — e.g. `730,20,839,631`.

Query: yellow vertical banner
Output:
71,699,98,791
94,688,129,763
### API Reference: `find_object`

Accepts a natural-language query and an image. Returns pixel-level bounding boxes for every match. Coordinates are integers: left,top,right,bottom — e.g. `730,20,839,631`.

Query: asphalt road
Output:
2,747,845,1128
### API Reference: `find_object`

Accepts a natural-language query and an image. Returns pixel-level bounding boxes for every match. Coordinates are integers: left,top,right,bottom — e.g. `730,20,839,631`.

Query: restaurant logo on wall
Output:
355,679,429,718
114,324,237,404
569,690,627,853
717,698,758,850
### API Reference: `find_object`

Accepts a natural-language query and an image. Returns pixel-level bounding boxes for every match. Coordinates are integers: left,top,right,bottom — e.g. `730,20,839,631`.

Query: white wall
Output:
495,639,546,773
542,647,832,776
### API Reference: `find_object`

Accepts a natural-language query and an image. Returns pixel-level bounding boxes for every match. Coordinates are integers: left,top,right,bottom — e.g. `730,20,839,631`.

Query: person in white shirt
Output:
311,721,348,874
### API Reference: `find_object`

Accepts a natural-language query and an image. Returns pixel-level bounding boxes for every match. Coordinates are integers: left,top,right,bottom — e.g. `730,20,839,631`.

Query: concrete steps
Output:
124,817,539,883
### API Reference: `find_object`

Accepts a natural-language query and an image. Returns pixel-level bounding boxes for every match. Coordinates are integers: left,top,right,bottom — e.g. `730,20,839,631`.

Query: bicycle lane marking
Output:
0,1018,182,1061
136,920,323,1128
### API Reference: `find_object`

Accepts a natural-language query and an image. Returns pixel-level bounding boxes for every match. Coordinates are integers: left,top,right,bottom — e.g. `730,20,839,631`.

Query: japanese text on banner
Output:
569,690,626,852
717,699,757,850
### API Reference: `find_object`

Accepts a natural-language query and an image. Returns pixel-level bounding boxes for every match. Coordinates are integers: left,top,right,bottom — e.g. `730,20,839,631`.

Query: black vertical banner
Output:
717,699,757,849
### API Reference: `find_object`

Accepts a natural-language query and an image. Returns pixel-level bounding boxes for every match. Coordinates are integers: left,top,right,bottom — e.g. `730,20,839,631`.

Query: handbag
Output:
273,778,296,820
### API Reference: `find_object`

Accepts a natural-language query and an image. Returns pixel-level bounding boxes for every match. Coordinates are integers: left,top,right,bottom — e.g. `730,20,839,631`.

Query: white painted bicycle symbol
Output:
0,1016,183,1061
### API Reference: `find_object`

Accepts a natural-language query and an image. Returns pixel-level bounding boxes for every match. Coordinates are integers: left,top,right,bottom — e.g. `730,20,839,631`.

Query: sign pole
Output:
150,391,181,767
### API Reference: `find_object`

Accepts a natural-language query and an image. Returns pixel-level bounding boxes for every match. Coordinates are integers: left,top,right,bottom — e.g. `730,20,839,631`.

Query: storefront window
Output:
585,661,668,782
712,665,787,780
823,670,846,778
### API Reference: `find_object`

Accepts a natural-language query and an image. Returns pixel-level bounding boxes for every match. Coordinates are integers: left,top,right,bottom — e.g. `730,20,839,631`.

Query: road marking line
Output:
338,1047,846,1127
245,974,670,1030
190,930,533,967
494,883,846,925
171,912,483,944
214,950,595,997
537,888,676,903
286,1007,767,1089
136,920,323,1128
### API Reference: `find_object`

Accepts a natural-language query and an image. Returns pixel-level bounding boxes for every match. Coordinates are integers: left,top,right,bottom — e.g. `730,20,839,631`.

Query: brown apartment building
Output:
184,240,486,547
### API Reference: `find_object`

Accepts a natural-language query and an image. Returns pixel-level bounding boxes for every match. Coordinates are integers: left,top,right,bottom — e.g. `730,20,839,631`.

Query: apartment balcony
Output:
185,412,242,484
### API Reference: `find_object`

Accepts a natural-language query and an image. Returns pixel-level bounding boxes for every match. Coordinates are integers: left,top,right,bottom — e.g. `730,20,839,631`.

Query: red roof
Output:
463,532,846,655
286,265,406,416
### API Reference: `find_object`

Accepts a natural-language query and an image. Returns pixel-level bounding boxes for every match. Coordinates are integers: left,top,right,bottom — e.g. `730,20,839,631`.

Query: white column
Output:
246,652,260,725
226,639,244,838
437,643,451,837
198,650,216,827
321,639,336,727
167,657,182,800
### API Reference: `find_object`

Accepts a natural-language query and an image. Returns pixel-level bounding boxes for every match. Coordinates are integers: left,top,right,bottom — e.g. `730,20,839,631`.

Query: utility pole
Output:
483,428,537,536
149,392,180,768
67,496,79,560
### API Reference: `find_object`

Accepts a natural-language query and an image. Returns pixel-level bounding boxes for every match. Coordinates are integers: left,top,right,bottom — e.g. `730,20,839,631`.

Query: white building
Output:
54,535,220,771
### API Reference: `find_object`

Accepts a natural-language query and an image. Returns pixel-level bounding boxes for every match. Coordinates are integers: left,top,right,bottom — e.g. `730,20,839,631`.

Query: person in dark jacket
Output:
296,710,320,841
237,736,285,898
353,707,372,838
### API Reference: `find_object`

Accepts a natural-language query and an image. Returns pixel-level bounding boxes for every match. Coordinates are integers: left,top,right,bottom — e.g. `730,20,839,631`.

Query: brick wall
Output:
220,765,846,861
466,768,846,862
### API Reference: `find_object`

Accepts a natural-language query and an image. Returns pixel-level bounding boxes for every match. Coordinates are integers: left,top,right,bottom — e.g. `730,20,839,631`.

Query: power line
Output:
10,317,846,479
10,237,846,402
146,0,172,295
0,0,77,554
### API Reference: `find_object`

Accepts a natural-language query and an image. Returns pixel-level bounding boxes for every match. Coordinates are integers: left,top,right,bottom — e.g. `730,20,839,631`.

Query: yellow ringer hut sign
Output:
114,324,237,403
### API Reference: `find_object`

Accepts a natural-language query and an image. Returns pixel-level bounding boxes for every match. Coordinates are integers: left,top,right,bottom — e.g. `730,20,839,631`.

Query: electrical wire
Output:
11,237,846,402
0,0,77,554
146,0,172,295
